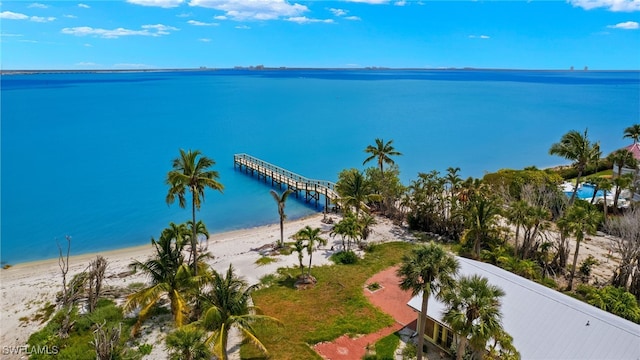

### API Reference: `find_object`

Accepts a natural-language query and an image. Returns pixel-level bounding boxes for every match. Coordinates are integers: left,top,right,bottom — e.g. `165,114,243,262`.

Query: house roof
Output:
407,257,640,360
624,143,640,161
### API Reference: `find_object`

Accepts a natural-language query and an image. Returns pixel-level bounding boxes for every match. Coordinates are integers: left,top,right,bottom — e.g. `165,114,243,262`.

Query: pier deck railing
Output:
233,153,338,208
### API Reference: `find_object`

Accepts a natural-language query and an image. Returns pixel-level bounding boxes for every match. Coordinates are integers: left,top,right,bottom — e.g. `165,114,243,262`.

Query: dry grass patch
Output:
241,242,413,360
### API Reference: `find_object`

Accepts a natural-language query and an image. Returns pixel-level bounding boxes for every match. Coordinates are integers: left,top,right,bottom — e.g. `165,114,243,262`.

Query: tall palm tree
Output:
270,189,293,249
167,149,224,275
397,243,459,360
549,129,600,205
612,173,634,212
125,223,195,335
461,190,501,259
608,149,638,178
563,200,602,290
623,124,640,144
336,169,381,219
363,138,402,174
506,200,529,258
292,237,307,277
295,226,328,277
442,275,507,360
199,264,279,360
165,326,212,360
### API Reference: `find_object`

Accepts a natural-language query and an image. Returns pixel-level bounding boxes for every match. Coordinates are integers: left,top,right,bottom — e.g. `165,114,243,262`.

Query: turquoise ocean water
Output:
1,69,639,265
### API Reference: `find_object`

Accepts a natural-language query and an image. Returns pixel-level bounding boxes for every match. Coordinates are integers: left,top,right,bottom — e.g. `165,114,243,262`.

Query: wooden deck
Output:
233,153,338,209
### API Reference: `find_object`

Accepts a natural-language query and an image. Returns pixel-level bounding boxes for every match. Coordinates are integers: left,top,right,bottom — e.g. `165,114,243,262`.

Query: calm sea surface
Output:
2,69,639,264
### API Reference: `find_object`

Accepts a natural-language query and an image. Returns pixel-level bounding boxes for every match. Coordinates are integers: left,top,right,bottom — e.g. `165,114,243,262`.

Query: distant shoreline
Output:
2,67,639,76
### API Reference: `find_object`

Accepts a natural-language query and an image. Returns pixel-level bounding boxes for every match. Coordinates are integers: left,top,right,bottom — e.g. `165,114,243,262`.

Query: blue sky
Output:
1,0,639,70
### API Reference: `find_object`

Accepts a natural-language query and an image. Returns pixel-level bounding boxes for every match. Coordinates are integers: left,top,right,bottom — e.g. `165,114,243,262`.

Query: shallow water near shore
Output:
2,69,638,264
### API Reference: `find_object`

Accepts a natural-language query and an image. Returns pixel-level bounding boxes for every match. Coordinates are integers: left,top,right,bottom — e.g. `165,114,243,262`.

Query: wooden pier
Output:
233,153,338,210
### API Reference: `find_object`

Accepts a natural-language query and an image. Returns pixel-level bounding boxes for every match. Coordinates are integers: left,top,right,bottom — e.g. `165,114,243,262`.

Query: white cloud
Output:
1,11,29,20
0,33,24,37
30,16,56,22
394,0,406,6
286,16,334,24
214,15,227,20
177,12,192,17
607,20,639,28
569,0,640,12
235,24,250,29
1,11,55,22
189,0,308,21
127,0,185,8
19,39,38,43
469,34,490,39
199,38,212,42
28,3,48,8
76,62,99,66
78,3,90,8
64,14,78,18
188,19,219,26
61,24,178,38
344,15,361,20
329,8,347,16
84,43,92,47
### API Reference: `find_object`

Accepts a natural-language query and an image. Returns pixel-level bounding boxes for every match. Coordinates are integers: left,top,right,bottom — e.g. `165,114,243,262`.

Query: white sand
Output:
0,213,409,359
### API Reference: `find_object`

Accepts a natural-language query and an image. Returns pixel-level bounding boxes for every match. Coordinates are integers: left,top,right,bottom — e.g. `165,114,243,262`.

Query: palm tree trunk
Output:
514,225,520,258
570,170,583,205
456,336,467,360
417,293,429,360
603,192,608,219
221,326,229,360
568,237,582,291
191,189,198,276
279,216,284,248
308,250,313,276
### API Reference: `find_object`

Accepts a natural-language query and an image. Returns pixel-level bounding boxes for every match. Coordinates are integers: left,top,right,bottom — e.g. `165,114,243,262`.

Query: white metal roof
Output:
407,256,640,360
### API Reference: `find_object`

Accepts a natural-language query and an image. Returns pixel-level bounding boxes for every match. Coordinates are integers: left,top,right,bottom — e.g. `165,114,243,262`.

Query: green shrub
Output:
402,341,417,359
331,250,359,264
375,332,400,359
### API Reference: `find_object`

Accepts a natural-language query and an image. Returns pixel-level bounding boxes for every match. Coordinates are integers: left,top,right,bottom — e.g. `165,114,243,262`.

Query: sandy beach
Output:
0,213,414,359
0,212,621,359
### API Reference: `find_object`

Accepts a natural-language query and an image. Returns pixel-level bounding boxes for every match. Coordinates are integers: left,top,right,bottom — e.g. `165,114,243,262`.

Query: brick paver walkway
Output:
314,266,417,359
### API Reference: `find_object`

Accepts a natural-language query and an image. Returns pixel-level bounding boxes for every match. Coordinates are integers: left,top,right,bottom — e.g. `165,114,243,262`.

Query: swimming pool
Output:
564,183,608,200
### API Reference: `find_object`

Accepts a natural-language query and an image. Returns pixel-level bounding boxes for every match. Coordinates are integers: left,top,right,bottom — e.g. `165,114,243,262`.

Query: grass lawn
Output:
240,241,414,360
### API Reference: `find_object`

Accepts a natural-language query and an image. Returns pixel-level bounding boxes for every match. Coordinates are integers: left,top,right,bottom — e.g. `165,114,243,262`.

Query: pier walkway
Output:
233,153,339,210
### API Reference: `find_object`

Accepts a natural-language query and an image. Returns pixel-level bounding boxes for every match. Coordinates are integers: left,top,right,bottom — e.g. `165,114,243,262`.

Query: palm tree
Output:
165,326,212,360
125,223,195,335
330,211,360,251
623,124,640,144
166,149,224,275
549,129,600,205
363,138,402,174
442,275,507,360
397,243,459,360
291,237,307,277
336,169,381,219
506,200,529,258
563,200,602,291
609,149,638,178
199,264,279,360
612,173,634,212
187,219,210,253
270,189,293,249
461,190,501,259
295,226,327,277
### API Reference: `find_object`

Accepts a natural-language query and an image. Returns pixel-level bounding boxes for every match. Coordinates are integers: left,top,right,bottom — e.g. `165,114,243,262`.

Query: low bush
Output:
331,250,359,264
